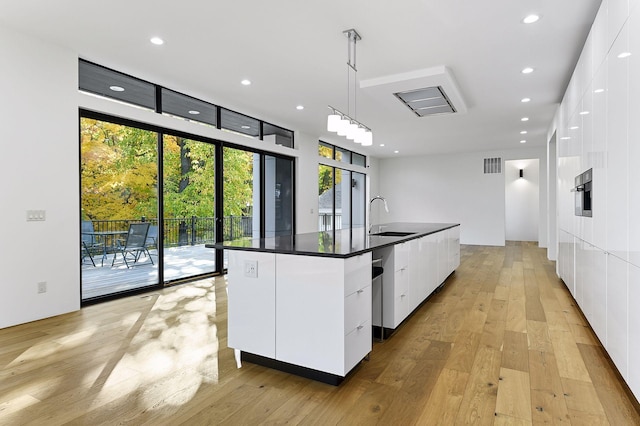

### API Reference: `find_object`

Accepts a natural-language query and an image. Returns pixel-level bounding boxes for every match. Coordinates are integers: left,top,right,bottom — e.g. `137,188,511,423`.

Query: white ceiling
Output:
0,0,601,158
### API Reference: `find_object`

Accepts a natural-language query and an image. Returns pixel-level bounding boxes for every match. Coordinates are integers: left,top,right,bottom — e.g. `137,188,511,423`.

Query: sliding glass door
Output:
80,117,159,300
162,135,216,281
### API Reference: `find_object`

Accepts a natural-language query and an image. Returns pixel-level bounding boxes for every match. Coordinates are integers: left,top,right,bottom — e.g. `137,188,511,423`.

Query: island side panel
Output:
227,250,277,358
275,254,345,375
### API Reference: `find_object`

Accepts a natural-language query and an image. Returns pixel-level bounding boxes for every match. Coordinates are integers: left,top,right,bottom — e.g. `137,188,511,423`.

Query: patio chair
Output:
81,220,104,267
135,224,158,262
146,224,158,251
111,222,153,268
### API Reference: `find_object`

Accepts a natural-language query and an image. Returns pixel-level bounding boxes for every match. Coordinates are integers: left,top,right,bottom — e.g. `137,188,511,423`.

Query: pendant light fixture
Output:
327,29,372,146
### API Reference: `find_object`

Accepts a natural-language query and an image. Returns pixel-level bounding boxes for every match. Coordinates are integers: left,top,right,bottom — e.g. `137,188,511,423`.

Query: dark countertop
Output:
205,222,459,258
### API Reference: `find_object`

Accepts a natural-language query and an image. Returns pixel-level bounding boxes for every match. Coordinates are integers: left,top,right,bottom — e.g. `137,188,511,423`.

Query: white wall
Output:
378,146,547,246
0,25,80,328
505,159,540,242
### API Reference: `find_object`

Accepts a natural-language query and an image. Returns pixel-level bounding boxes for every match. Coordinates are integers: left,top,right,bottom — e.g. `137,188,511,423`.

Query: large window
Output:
81,114,294,302
318,141,366,232
318,165,366,232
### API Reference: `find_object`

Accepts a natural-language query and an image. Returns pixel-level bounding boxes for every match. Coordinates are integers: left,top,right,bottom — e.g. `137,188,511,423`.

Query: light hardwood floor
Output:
1,242,639,425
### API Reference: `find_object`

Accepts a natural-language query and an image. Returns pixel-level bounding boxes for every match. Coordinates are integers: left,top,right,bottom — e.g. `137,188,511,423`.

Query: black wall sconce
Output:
519,169,524,178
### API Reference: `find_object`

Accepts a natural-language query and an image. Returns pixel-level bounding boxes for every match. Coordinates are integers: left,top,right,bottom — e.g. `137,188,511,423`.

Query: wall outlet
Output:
37,281,47,294
244,260,258,278
26,210,46,221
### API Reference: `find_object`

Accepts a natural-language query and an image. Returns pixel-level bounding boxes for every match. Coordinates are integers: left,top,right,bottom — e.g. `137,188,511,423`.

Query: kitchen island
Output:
207,222,460,384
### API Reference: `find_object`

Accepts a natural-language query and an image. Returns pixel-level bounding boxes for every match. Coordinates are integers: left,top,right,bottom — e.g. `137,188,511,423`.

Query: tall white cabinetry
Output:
555,0,640,402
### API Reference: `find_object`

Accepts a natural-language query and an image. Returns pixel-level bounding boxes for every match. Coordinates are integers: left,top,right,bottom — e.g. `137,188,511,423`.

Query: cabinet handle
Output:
357,324,364,330
401,293,406,298
357,288,364,294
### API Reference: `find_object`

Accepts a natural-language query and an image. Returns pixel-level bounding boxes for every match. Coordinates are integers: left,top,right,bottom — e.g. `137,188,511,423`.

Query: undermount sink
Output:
370,231,415,237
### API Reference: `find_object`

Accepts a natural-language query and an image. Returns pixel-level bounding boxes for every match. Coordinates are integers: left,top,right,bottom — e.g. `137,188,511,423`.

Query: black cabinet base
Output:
241,352,354,386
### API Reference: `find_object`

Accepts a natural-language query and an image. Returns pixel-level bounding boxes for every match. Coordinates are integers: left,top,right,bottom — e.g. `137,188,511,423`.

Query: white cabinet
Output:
448,226,461,272
606,253,628,379
228,250,371,378
374,226,460,332
437,230,449,284
585,244,607,344
605,25,629,262
408,238,422,312
378,242,409,329
424,233,439,295
227,251,277,358
275,253,371,376
592,61,607,251
629,7,640,267
628,263,640,400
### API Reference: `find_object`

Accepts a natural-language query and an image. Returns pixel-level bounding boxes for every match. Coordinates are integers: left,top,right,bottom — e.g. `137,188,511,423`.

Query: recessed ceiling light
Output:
150,37,164,45
188,110,200,115
520,131,527,134
570,126,579,130
380,144,385,147
594,88,605,93
296,105,304,110
109,85,125,92
521,67,534,74
522,14,540,24
521,98,531,103
560,137,571,140
520,140,527,144
241,79,251,86
241,125,251,129
579,110,590,115
394,150,399,154
618,52,632,58
521,117,529,121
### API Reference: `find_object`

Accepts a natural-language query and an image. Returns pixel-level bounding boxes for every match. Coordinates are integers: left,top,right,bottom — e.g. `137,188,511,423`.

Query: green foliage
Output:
81,118,254,222
163,135,215,218
318,165,332,196
223,147,254,216
81,119,158,220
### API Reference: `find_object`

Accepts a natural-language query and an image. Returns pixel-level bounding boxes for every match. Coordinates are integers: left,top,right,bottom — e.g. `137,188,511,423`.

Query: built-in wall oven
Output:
574,168,592,217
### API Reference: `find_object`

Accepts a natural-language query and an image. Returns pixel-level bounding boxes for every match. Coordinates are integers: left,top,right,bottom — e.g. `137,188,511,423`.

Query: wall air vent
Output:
394,86,456,117
483,157,502,174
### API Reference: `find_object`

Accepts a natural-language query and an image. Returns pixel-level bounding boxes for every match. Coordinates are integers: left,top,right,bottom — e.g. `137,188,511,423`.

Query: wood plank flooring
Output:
1,242,639,425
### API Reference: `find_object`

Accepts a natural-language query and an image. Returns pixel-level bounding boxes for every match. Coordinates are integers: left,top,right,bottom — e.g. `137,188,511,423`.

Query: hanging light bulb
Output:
346,120,360,140
327,110,341,132
354,126,366,144
361,129,373,146
337,116,350,136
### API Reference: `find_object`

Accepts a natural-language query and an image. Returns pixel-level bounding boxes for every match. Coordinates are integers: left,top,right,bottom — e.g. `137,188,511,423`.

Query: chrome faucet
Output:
369,195,389,234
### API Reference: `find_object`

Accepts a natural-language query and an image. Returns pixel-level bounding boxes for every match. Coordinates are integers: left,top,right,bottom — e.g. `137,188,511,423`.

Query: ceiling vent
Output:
360,65,467,117
394,86,455,117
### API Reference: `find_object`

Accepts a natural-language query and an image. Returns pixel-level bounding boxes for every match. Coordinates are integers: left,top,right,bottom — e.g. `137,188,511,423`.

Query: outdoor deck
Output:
82,244,220,300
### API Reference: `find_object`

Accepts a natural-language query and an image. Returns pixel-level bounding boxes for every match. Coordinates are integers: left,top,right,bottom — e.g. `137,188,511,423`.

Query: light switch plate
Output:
26,210,46,221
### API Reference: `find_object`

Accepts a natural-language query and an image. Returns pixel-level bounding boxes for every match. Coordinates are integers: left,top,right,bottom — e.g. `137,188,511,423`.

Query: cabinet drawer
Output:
344,253,372,297
344,319,371,373
345,285,371,334
394,242,409,270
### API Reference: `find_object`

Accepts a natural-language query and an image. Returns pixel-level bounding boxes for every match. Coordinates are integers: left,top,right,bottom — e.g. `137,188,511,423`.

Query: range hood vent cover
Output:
394,86,456,117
